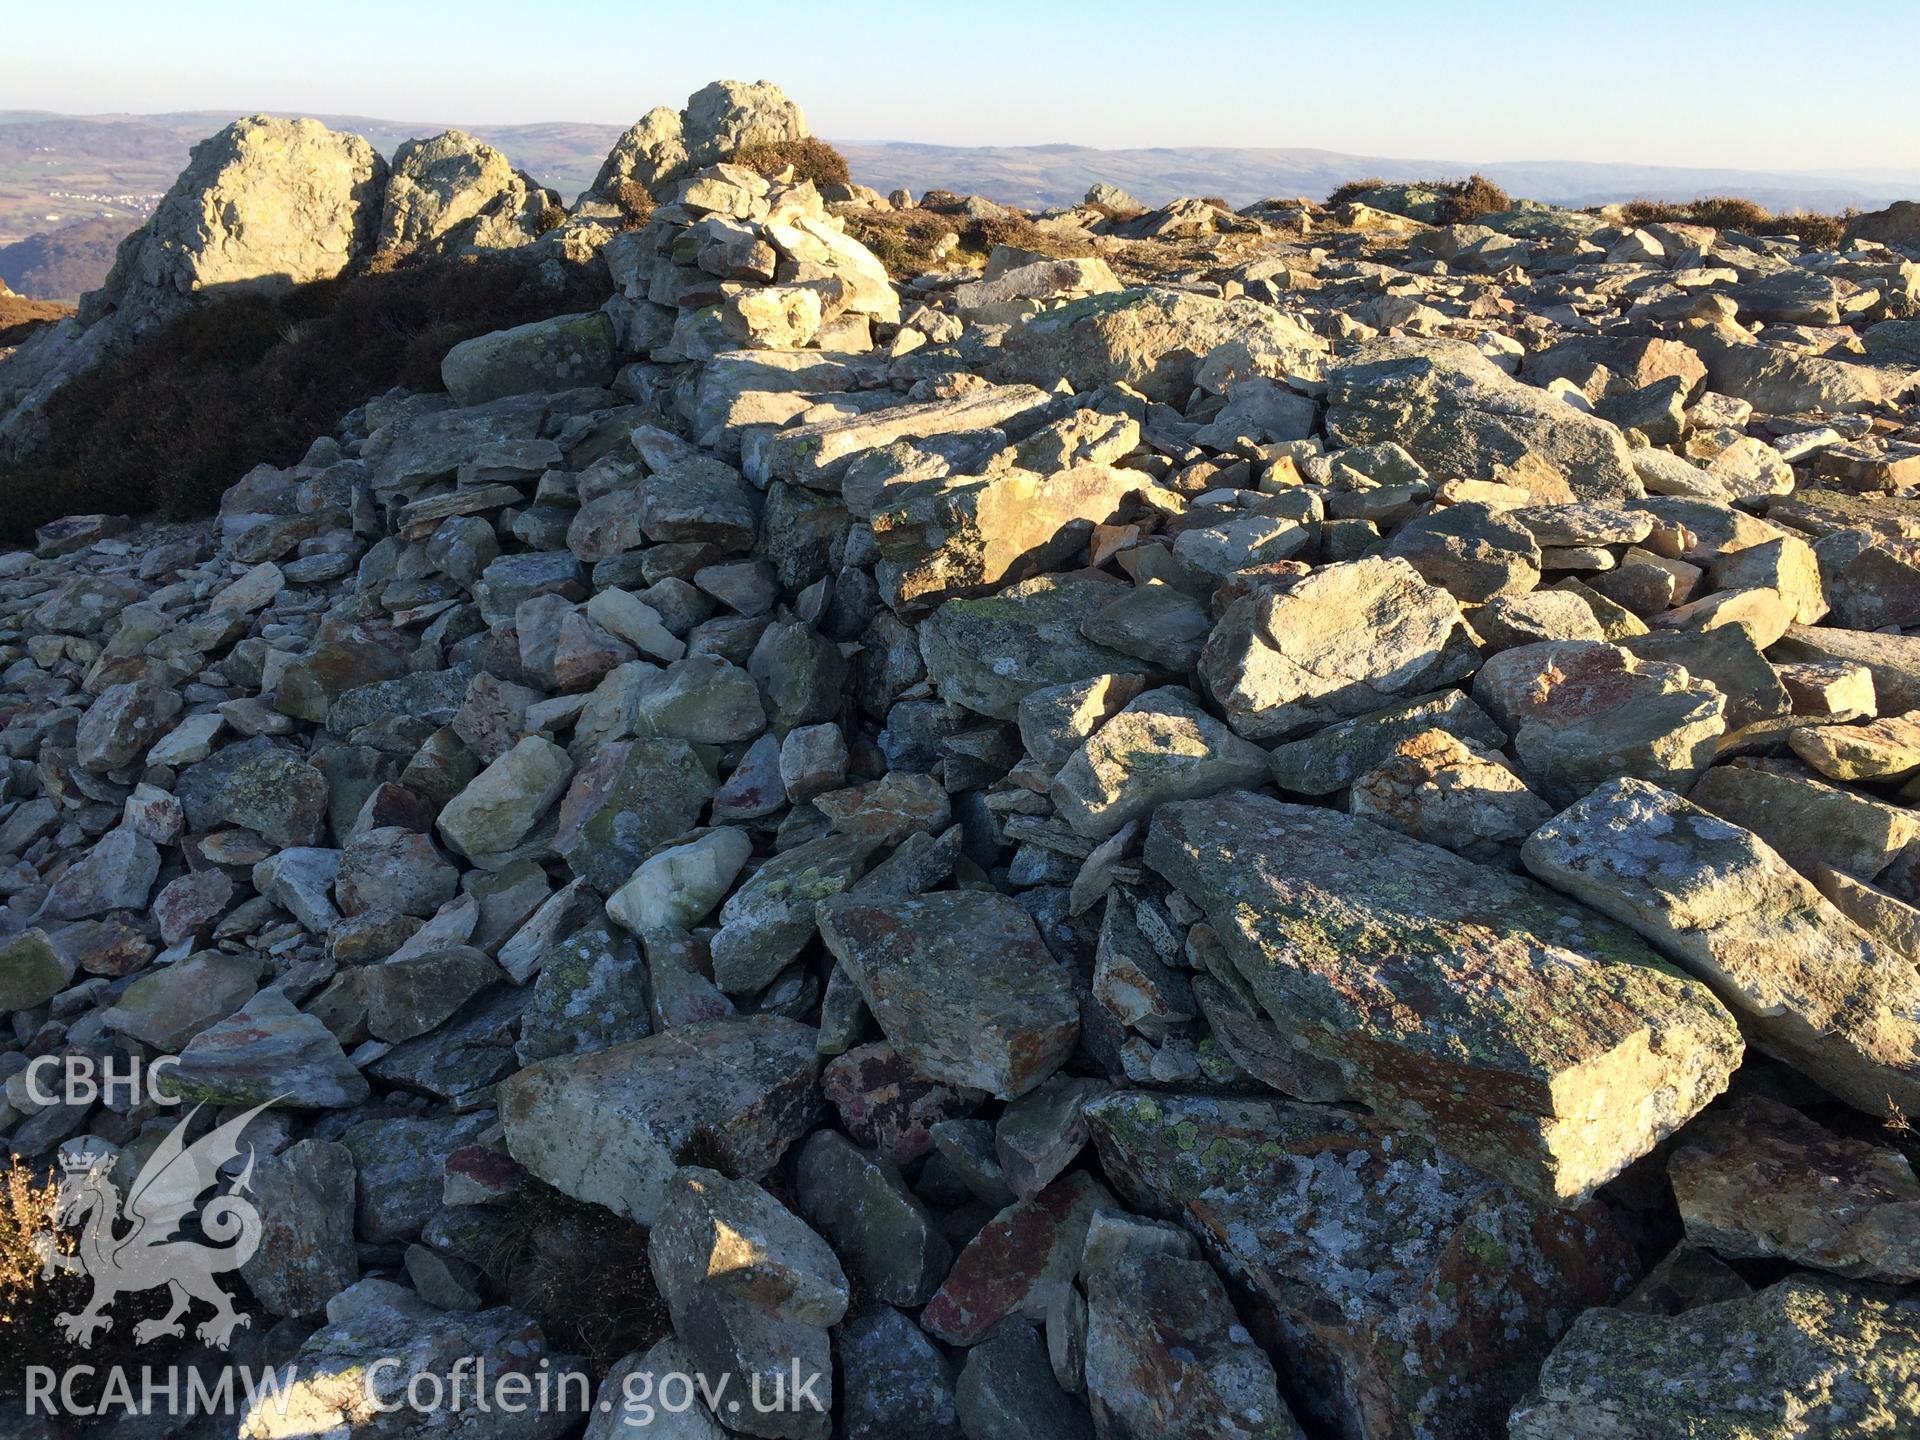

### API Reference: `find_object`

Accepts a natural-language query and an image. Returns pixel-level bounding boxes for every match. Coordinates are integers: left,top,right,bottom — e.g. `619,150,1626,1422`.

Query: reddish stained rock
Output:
821,1041,984,1164
1472,639,1726,804
57,916,154,978
153,867,235,947
919,1170,1115,1346
442,1144,525,1206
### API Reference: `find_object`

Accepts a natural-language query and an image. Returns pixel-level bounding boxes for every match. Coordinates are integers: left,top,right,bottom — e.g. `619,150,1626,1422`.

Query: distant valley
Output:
4,108,1918,300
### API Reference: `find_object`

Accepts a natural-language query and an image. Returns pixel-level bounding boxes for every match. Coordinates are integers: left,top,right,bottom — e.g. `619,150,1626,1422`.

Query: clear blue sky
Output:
5,0,1916,171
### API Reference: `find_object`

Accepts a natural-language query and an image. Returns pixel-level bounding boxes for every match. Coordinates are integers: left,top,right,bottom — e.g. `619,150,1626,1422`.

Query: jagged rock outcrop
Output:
376,129,557,255
584,79,809,205
84,114,388,333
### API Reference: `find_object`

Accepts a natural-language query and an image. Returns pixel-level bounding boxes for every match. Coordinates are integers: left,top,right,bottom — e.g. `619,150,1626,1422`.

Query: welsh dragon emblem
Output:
31,1101,274,1349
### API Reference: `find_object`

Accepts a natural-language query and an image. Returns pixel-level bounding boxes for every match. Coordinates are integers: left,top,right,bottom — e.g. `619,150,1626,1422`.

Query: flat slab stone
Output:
1145,790,1741,1203
1523,776,1920,1118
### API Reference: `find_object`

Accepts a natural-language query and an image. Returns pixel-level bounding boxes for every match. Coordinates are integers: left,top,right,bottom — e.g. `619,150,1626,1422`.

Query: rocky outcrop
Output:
376,130,556,255
584,79,808,204
9,77,1920,1440
84,115,388,334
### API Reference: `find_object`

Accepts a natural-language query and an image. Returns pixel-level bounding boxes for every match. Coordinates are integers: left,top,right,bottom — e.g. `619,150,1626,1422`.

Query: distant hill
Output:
0,216,126,303
834,142,1920,214
2,109,1915,299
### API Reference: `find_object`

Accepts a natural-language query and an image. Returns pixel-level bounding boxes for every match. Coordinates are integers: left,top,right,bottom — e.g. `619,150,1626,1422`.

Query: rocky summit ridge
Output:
4,77,1920,1439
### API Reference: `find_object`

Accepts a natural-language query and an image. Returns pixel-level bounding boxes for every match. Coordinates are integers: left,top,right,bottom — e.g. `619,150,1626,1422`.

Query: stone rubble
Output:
6,76,1920,1439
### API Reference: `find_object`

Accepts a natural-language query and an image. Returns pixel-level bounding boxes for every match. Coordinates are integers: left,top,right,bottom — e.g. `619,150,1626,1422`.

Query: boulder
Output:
994,287,1324,405
376,129,553,254
441,312,617,406
1146,790,1741,1203
817,890,1080,1099
1523,777,1920,1117
1326,339,1643,500
498,1013,822,1224
1670,1092,1920,1282
1473,640,1726,804
1089,1091,1643,1440
83,115,386,335
1198,556,1468,741
1510,1278,1920,1439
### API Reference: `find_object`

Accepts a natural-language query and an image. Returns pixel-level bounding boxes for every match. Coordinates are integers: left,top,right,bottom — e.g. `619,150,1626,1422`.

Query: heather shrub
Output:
0,251,603,541
729,137,852,188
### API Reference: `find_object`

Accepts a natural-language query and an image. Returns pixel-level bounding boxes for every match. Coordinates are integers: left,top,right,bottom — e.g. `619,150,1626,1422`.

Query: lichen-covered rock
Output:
440,311,617,406
1509,1278,1920,1439
376,129,553,255
435,734,573,861
85,115,386,336
1669,1091,1920,1283
994,287,1324,405
1473,640,1726,804
919,572,1143,720
793,1129,950,1306
1050,687,1270,840
1146,790,1741,1203
238,1139,359,1318
498,1013,822,1224
235,1279,549,1440
871,464,1146,610
920,1170,1114,1345
836,1306,961,1440
1326,339,1643,499
1266,688,1508,795
1523,777,1920,1118
1088,1091,1643,1440
649,1166,844,1440
817,890,1080,1100
165,986,369,1108
1198,557,1468,741
1084,1244,1302,1439
710,830,877,994
1348,727,1551,861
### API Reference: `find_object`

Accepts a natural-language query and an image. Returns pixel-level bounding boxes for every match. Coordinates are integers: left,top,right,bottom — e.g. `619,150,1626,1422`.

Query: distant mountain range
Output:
3,109,1917,300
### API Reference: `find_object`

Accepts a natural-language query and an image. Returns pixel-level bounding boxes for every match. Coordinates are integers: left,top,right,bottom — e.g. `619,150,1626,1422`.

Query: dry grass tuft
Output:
492,1178,670,1372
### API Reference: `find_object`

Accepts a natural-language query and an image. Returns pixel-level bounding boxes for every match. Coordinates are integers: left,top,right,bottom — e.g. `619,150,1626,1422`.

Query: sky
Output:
4,0,1917,173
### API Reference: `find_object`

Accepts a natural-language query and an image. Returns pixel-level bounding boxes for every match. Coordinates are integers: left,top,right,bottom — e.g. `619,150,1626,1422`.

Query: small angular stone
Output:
818,890,1080,1100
